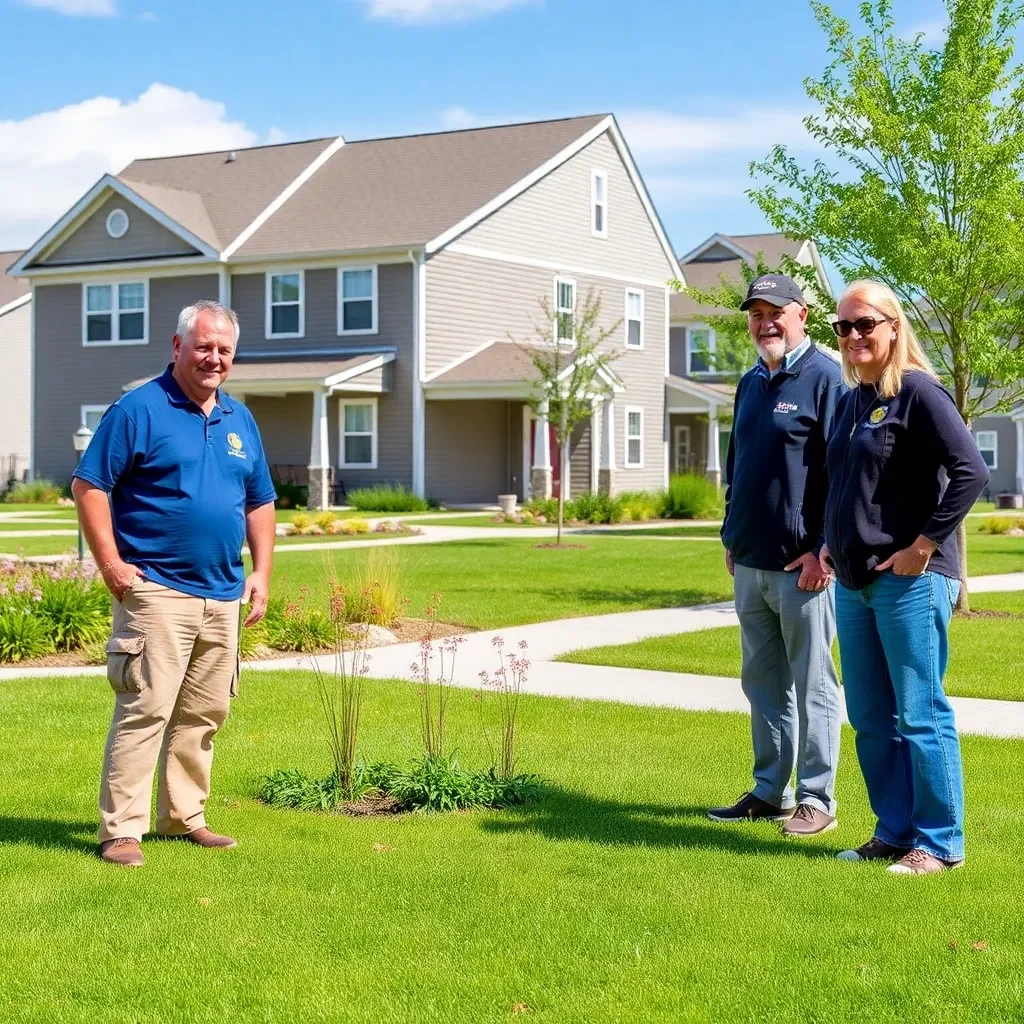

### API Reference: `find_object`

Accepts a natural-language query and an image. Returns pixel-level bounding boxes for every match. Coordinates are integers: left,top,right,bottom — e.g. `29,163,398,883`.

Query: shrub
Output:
314,512,337,531
567,492,625,525
660,473,723,520
262,593,335,653
330,518,369,536
524,496,558,521
35,573,110,652
273,481,307,509
3,478,63,504
979,515,1024,535
618,490,663,522
346,484,431,513
289,513,312,532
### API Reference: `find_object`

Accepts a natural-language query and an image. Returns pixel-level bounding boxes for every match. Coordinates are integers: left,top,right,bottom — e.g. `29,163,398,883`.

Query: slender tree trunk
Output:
956,518,970,613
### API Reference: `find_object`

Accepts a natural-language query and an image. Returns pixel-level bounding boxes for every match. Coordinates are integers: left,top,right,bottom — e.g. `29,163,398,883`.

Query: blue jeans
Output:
835,571,964,862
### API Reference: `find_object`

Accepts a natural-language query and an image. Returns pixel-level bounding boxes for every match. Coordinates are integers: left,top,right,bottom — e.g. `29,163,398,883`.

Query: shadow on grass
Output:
0,816,97,855
479,786,840,860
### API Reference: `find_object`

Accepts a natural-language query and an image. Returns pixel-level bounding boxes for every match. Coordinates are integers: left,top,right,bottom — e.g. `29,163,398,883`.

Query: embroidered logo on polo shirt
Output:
864,406,888,429
774,401,799,415
226,432,247,459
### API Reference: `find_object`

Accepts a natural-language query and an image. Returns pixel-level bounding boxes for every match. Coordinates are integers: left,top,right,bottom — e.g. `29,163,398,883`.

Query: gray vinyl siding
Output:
425,249,667,492
0,301,31,480
32,274,219,481
568,420,592,496
456,131,676,285
698,243,738,260
973,415,1017,496
669,326,687,378
41,194,200,266
425,400,525,504
244,394,312,470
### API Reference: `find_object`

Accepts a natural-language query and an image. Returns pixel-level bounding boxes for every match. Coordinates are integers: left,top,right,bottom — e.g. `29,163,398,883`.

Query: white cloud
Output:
16,0,116,15
441,106,483,129
360,0,536,25
0,84,265,249
903,18,947,44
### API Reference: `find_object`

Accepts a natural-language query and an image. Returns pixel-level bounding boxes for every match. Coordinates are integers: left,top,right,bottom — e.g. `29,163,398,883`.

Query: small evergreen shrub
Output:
524,497,558,521
618,490,663,522
660,473,723,520
567,492,625,525
346,484,431,513
980,515,1024,535
314,511,337,531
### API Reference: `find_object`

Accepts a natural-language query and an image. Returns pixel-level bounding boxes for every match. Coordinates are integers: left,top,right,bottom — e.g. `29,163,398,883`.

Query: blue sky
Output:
0,0,948,254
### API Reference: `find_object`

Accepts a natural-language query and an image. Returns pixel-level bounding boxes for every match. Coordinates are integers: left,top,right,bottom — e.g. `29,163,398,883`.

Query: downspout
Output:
408,248,426,498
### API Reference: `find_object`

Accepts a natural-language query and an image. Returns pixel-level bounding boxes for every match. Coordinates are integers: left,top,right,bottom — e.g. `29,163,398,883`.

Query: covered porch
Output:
665,375,734,486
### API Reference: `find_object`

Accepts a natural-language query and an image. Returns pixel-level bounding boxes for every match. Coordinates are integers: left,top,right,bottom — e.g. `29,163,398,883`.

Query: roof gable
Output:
0,250,29,310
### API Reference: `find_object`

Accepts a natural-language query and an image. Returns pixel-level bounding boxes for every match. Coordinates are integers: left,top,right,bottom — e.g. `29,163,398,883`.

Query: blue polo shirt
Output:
73,366,277,601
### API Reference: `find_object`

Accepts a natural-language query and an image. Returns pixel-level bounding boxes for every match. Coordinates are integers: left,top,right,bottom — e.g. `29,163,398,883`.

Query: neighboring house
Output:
972,405,1024,499
10,114,679,508
0,250,31,490
667,232,832,485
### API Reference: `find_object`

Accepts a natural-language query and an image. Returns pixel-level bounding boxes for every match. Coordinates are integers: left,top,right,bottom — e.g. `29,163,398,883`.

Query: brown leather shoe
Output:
781,803,838,836
707,792,795,823
887,848,964,875
837,837,906,863
184,827,237,849
99,837,144,867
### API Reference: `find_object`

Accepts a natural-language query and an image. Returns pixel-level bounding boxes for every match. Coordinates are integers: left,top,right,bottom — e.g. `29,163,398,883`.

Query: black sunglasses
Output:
832,316,891,338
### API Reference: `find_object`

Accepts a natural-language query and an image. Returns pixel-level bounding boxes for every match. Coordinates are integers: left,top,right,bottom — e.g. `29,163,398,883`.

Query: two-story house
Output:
0,250,31,491
9,114,679,509
667,232,833,486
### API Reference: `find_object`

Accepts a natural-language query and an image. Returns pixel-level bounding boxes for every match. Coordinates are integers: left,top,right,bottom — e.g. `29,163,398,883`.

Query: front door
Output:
530,419,561,498
673,425,691,474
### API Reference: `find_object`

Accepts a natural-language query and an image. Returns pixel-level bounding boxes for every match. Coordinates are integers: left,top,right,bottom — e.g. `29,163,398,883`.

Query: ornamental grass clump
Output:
336,547,407,627
346,484,431,513
262,589,335,653
2,478,63,504
660,473,723,520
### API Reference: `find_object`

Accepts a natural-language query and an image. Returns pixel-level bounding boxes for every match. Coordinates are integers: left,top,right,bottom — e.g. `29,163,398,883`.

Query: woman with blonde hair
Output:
820,279,988,875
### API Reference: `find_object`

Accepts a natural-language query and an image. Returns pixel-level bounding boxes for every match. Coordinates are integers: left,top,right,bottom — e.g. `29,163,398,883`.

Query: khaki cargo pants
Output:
99,577,240,843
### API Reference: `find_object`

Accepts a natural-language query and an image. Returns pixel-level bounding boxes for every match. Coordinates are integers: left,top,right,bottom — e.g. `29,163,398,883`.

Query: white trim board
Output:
0,293,31,318
11,175,219,275
677,232,753,265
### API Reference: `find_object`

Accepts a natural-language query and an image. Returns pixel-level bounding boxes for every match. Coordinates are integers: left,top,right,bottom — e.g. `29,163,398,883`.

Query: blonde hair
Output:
837,279,938,398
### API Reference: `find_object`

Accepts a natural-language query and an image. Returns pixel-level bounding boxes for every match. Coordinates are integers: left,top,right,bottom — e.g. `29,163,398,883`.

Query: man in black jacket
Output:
708,274,845,836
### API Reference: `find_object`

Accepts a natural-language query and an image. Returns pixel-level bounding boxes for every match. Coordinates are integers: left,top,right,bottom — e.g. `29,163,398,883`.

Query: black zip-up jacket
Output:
823,370,989,591
721,343,844,571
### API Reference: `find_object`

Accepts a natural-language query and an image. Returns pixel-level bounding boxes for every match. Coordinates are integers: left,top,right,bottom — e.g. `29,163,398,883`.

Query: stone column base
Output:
597,468,616,497
530,467,553,500
705,468,721,489
307,466,331,511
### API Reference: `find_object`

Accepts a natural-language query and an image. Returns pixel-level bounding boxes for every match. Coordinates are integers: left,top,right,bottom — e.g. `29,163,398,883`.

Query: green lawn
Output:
0,536,79,557
0,522,76,532
274,530,421,545
0,671,1021,1023
406,514,540,528
276,508,431,523
0,503,70,515
559,590,1024,702
263,538,735,628
602,525,724,538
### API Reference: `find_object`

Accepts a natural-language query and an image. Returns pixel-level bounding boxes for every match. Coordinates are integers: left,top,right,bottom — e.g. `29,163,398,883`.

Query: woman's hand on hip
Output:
875,536,939,577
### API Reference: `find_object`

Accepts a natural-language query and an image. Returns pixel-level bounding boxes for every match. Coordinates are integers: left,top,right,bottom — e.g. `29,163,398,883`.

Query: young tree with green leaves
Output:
749,0,1024,609
517,289,620,546
670,252,839,383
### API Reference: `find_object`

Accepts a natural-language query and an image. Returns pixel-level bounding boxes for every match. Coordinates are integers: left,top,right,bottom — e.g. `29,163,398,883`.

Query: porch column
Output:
1016,417,1024,495
308,389,331,511
590,398,600,492
705,405,721,489
598,398,616,496
530,399,553,499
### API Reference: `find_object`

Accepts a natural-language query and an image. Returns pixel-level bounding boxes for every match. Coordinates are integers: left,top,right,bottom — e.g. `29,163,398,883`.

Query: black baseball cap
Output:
739,274,807,311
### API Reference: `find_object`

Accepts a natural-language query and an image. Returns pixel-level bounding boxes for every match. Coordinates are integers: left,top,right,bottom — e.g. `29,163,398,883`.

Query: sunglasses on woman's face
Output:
832,316,890,338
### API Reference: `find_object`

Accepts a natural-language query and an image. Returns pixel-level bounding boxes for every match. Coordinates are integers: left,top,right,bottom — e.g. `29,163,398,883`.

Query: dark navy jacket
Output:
722,342,845,571
823,370,989,591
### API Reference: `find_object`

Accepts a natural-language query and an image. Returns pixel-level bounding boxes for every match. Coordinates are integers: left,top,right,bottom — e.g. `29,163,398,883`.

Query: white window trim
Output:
624,406,644,468
105,208,130,239
81,280,149,347
338,397,378,470
625,288,644,350
337,265,379,336
591,169,608,239
80,404,109,430
673,423,691,473
265,269,305,340
686,324,716,376
554,275,576,344
976,430,998,470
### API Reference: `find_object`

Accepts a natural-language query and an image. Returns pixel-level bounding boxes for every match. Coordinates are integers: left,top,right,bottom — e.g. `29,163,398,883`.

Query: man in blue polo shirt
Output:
72,299,277,867
707,274,845,837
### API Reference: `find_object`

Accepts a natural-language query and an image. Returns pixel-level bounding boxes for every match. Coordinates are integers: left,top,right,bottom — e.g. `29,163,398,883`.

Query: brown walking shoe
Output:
183,827,237,849
707,792,795,823
837,837,906,863
99,837,144,867
887,848,964,875
781,803,837,836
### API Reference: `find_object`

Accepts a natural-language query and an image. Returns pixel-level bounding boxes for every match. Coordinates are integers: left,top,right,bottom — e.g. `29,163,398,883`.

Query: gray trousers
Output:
733,564,842,815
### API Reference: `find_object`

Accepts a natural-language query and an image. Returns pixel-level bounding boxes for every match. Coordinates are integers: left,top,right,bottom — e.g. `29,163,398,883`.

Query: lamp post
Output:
72,425,93,562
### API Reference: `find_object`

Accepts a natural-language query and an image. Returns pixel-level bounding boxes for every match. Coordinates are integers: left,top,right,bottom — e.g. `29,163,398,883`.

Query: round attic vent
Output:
106,208,130,239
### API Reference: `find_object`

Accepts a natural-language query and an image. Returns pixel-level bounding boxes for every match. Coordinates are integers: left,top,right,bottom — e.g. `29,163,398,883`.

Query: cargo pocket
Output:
105,632,146,693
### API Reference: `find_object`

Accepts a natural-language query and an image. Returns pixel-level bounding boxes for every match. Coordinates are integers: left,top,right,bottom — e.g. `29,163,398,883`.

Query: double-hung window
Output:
625,407,644,468
555,277,575,343
591,170,608,238
687,327,715,374
625,289,644,349
339,266,378,334
267,271,303,338
975,430,998,469
83,281,147,345
80,405,109,434
339,399,377,468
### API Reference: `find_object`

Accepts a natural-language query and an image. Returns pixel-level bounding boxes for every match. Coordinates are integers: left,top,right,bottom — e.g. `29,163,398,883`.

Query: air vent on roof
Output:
226,151,237,163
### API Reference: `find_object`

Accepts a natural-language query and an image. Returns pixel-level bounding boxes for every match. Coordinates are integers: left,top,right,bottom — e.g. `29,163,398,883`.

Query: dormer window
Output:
591,170,608,238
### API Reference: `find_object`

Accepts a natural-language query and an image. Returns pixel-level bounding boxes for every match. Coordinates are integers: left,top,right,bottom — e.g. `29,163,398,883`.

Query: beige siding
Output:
33,274,219,481
456,131,675,284
426,249,667,492
0,301,31,478
42,194,199,266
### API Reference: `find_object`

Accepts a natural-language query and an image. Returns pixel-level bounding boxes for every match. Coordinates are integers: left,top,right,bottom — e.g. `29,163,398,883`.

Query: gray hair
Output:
176,300,240,346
